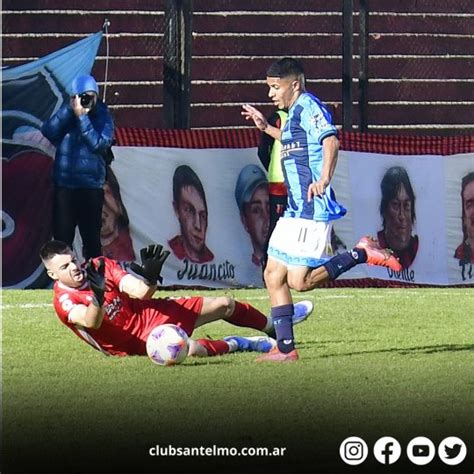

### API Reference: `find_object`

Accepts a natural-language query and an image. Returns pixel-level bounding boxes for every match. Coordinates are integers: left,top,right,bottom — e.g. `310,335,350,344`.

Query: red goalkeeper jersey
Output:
53,257,202,356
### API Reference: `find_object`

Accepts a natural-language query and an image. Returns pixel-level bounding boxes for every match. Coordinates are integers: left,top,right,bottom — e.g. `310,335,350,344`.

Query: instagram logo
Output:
340,437,368,465
346,441,363,460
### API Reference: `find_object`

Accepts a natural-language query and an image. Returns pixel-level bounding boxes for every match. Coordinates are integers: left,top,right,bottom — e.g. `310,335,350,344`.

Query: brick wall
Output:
3,0,473,134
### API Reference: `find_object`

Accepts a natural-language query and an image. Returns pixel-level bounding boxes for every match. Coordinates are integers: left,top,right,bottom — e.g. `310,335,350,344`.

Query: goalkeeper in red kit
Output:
40,240,314,358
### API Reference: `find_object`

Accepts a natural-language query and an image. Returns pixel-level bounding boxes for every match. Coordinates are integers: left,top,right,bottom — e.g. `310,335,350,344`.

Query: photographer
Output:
41,74,115,259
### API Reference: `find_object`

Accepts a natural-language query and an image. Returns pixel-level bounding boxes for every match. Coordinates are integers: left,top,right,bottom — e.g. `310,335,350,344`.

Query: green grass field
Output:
2,287,473,474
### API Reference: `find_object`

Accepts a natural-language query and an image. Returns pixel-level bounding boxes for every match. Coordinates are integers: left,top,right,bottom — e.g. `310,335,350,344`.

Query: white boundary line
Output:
1,289,472,310
2,303,53,309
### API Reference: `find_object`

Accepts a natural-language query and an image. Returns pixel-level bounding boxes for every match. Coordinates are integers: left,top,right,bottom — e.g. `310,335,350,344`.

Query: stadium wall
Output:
2,0,473,134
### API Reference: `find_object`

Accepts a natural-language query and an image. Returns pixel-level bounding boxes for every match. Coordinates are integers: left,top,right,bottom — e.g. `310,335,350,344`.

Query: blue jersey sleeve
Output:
301,95,337,145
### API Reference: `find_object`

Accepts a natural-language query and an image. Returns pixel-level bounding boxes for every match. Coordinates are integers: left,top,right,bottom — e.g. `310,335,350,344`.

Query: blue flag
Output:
2,32,103,288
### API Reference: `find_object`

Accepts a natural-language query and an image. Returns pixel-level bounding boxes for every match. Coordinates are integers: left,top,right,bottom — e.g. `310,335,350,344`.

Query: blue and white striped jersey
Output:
280,92,346,222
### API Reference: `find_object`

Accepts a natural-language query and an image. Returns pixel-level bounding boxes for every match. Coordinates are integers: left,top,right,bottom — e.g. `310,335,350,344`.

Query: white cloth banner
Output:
109,147,474,287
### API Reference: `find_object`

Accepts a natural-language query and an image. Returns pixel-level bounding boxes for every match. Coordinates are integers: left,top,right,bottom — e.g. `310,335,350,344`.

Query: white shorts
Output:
267,217,333,268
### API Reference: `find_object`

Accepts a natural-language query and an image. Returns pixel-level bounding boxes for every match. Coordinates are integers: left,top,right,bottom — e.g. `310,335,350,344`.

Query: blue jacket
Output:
41,100,114,189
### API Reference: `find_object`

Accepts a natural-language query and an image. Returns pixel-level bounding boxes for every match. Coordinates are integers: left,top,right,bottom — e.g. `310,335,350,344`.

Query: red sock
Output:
196,339,230,356
226,301,268,331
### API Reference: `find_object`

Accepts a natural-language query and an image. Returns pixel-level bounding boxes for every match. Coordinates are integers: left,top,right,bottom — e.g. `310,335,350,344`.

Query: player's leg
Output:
283,214,402,292
287,265,329,291
194,296,272,332
314,235,401,282
187,338,229,357
223,335,276,353
264,256,292,307
262,192,287,270
194,295,312,335
187,336,276,357
257,217,319,362
287,236,402,292
257,256,299,361
145,296,311,347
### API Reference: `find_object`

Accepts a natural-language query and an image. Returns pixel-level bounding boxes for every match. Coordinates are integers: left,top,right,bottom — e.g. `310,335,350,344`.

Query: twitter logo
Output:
444,443,462,459
438,437,467,465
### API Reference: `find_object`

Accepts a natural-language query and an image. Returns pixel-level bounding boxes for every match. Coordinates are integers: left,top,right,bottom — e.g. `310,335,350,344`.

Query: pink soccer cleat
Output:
355,236,402,271
256,347,299,363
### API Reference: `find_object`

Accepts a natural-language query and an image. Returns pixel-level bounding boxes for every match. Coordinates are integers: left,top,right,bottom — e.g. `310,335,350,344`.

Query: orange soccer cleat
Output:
355,236,402,271
256,347,299,363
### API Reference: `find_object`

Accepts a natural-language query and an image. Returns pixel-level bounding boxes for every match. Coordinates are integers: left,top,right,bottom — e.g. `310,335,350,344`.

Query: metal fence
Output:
3,0,473,134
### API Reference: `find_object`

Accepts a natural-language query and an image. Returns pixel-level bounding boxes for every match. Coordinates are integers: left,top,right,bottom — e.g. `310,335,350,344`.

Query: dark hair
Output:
380,166,416,228
172,165,207,210
40,240,71,261
461,171,474,242
266,57,305,79
105,167,130,229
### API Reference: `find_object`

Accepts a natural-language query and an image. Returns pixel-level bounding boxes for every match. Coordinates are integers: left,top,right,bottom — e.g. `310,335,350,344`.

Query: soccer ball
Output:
146,324,189,366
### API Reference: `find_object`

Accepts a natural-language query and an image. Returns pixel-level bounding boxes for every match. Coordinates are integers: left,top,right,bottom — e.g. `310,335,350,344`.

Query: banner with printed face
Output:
107,147,267,289
338,151,448,285
332,151,474,286
444,154,474,284
106,147,473,288
2,32,103,289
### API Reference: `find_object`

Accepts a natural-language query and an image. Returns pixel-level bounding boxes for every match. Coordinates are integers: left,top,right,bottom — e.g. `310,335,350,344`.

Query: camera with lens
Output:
79,92,95,109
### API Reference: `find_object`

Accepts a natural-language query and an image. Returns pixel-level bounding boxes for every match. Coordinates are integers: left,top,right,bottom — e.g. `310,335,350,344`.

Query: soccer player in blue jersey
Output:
242,57,402,362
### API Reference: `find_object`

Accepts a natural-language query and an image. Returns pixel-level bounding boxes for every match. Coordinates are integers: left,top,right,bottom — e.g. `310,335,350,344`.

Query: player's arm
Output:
68,303,105,329
307,134,339,200
241,104,282,141
320,134,339,185
68,258,107,329
120,274,157,299
125,244,170,299
263,122,282,141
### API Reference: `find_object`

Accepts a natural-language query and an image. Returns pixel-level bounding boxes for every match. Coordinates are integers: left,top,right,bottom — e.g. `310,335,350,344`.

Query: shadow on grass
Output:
300,339,374,346
316,343,474,358
182,359,234,367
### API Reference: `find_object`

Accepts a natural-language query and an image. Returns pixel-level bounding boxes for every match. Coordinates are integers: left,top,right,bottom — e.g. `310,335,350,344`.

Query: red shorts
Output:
139,296,203,347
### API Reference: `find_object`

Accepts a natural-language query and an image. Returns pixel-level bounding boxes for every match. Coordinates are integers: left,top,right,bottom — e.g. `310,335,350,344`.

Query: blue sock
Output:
323,249,367,280
271,304,295,353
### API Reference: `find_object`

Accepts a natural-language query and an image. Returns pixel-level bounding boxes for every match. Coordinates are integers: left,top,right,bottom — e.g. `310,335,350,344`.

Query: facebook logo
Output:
382,442,394,464
373,437,401,465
